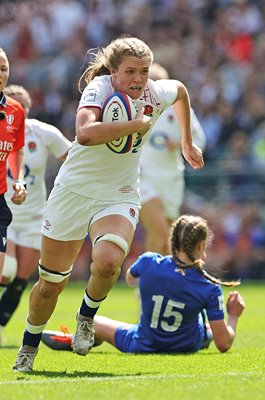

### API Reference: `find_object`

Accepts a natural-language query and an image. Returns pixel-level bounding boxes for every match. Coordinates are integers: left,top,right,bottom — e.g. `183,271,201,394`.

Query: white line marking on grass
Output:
0,371,257,386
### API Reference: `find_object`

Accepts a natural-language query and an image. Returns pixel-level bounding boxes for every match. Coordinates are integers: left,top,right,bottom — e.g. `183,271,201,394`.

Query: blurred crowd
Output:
1,0,265,279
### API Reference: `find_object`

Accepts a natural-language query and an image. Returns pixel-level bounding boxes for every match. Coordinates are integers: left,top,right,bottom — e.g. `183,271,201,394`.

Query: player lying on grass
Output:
42,214,245,354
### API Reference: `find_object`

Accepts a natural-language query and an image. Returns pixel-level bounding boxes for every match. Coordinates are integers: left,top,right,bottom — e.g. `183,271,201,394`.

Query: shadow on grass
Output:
14,370,145,379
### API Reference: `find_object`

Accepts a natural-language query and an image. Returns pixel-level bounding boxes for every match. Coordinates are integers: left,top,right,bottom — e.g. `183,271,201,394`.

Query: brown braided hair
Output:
170,215,240,287
78,35,153,92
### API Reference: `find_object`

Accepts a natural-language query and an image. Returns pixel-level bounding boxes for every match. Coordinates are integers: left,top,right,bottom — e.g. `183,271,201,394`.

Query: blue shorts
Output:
115,324,141,353
115,313,213,354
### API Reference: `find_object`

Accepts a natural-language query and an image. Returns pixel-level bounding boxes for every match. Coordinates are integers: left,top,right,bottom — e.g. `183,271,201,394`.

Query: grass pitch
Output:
0,280,264,400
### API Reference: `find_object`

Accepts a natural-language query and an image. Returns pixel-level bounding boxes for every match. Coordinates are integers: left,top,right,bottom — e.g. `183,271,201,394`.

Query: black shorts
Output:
0,194,13,252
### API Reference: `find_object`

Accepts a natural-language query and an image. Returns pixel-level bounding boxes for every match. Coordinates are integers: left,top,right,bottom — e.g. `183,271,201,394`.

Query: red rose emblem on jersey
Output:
144,105,153,116
28,141,37,152
130,208,136,218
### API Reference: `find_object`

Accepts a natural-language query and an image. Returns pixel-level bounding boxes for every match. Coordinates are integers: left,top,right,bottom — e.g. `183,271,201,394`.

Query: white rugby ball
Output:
102,92,138,122
102,92,140,154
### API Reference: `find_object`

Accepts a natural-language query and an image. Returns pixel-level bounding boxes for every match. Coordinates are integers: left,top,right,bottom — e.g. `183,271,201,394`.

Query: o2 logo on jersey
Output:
106,132,142,154
7,163,35,185
150,131,168,150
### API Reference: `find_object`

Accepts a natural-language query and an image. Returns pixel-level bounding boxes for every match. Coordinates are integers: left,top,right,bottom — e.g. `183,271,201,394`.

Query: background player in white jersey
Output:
140,63,206,255
0,85,71,345
13,35,204,372
42,215,245,354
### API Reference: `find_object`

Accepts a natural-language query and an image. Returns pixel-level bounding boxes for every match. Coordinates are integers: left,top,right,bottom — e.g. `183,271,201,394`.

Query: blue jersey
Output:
115,252,224,353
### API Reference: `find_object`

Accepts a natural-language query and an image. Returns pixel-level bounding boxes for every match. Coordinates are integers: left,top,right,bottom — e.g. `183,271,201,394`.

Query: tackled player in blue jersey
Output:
42,214,245,354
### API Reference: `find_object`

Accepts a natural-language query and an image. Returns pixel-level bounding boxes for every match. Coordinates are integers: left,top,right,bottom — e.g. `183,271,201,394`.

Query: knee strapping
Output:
38,262,72,283
93,234,129,256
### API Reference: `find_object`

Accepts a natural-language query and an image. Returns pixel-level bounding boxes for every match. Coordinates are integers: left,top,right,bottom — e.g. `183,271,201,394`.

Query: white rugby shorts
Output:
7,219,42,250
41,184,140,241
139,174,185,221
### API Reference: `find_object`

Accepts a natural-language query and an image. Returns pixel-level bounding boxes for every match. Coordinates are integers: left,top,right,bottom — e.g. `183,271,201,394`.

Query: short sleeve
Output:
45,124,72,158
130,252,154,278
78,76,113,111
205,284,225,321
152,79,179,110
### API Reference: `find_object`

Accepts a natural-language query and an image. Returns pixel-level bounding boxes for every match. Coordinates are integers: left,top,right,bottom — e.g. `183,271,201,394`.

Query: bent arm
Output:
172,83,204,169
8,147,25,181
172,82,192,147
76,107,151,146
8,148,27,205
209,319,237,353
209,291,245,352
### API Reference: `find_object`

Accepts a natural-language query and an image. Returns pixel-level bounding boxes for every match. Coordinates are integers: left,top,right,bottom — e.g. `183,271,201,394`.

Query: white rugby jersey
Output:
6,118,72,226
140,107,206,179
55,75,178,202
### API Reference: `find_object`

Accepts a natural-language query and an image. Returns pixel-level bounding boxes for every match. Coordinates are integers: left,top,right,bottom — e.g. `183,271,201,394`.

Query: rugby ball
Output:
101,92,138,123
101,92,140,154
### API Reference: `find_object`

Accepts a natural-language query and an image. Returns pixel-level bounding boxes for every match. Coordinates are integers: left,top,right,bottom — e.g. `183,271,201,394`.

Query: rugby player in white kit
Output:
13,36,204,372
140,63,206,255
0,85,71,345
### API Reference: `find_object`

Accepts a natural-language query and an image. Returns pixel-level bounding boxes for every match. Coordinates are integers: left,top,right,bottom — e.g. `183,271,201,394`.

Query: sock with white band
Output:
22,318,48,348
79,290,106,319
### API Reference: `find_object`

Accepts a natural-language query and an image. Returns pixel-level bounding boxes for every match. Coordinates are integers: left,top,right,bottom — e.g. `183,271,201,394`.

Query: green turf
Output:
0,281,264,400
